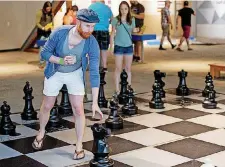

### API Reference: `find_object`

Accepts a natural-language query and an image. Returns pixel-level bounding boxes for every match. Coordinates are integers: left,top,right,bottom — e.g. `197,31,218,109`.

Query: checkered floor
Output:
1,88,225,167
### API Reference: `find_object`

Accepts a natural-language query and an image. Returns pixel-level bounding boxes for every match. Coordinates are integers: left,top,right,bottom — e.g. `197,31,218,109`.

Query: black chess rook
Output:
202,72,216,97
154,70,166,98
47,98,62,128
89,123,114,167
105,95,123,129
98,69,108,108
149,80,165,109
118,69,128,105
0,101,16,135
176,69,190,96
58,84,73,116
21,81,37,120
122,85,138,115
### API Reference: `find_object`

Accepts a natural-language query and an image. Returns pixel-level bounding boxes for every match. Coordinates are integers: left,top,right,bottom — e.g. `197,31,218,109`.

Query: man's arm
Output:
176,15,181,29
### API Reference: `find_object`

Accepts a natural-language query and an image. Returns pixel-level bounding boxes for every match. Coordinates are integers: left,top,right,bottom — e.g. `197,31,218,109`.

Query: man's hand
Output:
64,56,76,65
92,102,103,119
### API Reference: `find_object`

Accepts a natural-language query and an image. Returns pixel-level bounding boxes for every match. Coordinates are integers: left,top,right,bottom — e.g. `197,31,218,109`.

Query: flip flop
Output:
73,150,85,160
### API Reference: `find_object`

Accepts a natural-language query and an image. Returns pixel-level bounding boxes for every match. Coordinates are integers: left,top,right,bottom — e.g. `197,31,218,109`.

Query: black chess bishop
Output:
21,81,38,120
105,95,123,129
89,123,114,167
176,69,190,96
202,72,216,97
118,69,128,105
149,80,165,109
154,70,166,98
98,69,108,108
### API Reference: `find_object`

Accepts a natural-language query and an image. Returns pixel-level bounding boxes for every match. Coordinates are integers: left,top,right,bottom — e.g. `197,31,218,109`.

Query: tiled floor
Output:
1,89,225,167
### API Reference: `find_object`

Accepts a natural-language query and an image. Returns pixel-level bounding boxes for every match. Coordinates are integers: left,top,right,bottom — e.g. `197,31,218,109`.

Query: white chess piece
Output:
200,158,215,167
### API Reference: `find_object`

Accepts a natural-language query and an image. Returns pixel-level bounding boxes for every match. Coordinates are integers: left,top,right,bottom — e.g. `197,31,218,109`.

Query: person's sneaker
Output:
103,68,108,72
172,44,176,49
176,48,184,52
159,47,166,50
188,48,193,51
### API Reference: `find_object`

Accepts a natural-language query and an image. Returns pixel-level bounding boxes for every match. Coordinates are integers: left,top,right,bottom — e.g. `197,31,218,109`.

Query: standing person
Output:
110,1,139,94
130,0,145,62
176,1,195,51
32,9,103,160
159,0,176,50
63,5,79,25
89,0,113,72
36,1,54,69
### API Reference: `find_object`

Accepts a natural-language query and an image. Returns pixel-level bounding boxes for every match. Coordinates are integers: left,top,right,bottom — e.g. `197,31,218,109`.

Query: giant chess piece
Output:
105,95,123,129
118,69,128,105
122,85,138,115
47,99,61,128
98,69,108,108
58,84,73,116
90,123,114,167
202,84,217,109
0,101,16,135
154,70,166,98
149,80,165,109
202,72,216,97
176,69,190,96
21,81,37,120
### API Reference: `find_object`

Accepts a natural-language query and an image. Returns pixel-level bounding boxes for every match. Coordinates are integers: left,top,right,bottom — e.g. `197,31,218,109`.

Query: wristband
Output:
59,58,64,65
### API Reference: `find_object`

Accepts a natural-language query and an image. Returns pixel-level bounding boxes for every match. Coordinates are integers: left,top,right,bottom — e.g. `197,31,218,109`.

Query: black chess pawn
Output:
118,69,128,105
202,84,217,109
21,81,37,120
176,69,190,96
89,123,114,167
202,72,216,97
105,95,123,129
149,80,165,109
0,101,16,135
47,98,62,128
122,85,138,115
98,69,108,108
154,70,166,98
58,84,73,116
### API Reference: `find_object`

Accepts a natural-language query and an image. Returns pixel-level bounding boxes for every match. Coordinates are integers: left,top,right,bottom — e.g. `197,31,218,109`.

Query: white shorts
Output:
43,68,85,96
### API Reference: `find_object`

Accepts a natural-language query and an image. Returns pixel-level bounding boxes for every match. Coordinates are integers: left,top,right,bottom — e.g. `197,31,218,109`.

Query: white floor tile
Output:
116,128,184,146
10,113,40,125
198,150,225,167
124,113,182,127
187,114,225,128
0,143,22,160
186,104,225,114
27,145,93,167
112,147,191,167
192,129,225,146
47,127,93,145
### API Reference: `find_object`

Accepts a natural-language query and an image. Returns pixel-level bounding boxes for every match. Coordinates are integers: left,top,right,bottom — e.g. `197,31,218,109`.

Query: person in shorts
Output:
110,1,139,94
176,1,195,51
31,9,103,160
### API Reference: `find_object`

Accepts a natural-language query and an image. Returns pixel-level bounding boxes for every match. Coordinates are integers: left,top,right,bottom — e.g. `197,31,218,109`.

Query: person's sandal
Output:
32,132,46,150
73,150,85,160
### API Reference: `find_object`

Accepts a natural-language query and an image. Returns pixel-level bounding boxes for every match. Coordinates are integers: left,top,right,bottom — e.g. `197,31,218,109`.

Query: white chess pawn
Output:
200,158,215,167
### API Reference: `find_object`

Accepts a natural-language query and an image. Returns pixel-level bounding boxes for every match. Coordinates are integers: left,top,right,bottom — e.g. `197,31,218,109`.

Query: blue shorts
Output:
114,45,133,56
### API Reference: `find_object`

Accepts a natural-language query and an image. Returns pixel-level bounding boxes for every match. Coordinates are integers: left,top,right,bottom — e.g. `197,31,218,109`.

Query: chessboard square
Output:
165,88,202,96
166,98,202,106
85,112,109,127
187,114,225,128
0,143,22,160
111,147,191,167
0,155,47,167
2,135,70,154
27,145,93,167
138,102,182,113
116,128,184,146
135,92,151,103
156,121,216,137
0,125,38,142
186,104,225,114
124,113,182,128
192,129,225,147
47,127,93,145
156,138,225,159
83,136,145,155
77,160,132,167
160,108,210,120
104,120,149,135
173,160,203,167
84,102,110,114
197,150,225,167
10,113,39,125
